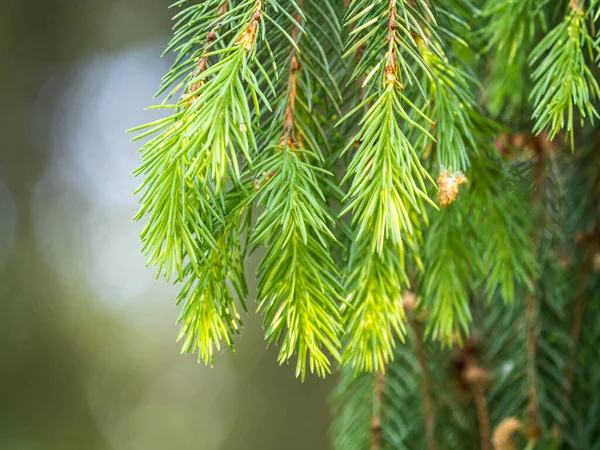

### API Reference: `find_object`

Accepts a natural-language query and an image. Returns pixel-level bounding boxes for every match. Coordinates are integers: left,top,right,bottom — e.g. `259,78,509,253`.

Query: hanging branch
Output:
132,0,269,279
339,0,441,372
251,0,344,380
480,0,549,119
530,0,600,147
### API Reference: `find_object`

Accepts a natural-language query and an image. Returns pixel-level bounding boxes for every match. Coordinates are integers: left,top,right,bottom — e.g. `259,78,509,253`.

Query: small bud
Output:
492,417,522,450
437,168,468,207
463,364,492,385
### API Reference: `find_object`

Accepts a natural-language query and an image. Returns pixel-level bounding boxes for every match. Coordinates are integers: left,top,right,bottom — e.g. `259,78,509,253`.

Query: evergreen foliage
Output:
132,0,600,447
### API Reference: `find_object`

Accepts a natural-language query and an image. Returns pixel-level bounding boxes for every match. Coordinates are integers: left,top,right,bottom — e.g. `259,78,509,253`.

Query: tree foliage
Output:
133,0,600,448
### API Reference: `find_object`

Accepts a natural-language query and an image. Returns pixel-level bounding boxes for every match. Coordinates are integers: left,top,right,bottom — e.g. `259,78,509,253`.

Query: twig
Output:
385,0,399,85
459,340,492,450
523,134,550,442
473,383,491,450
413,320,438,450
371,370,385,450
189,2,228,94
276,0,305,149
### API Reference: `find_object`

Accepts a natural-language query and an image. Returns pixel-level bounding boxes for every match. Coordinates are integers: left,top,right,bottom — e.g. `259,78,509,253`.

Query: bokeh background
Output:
0,1,334,448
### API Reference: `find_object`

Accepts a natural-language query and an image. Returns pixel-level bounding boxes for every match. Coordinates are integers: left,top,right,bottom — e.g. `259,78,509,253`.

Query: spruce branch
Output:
417,40,480,172
469,156,538,303
420,203,479,343
133,0,270,279
340,0,447,370
251,1,344,379
340,85,436,254
480,0,548,119
332,370,381,450
333,307,426,450
252,148,344,379
530,4,600,147
341,0,440,253
342,237,409,372
176,185,252,364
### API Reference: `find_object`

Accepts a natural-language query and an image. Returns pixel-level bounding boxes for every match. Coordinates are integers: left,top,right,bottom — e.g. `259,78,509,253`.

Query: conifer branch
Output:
129,10,600,447
252,0,344,379
342,238,408,372
481,0,548,119
175,186,251,364
339,0,452,370
416,45,482,172
530,4,600,147
420,203,478,343
469,156,538,303
332,370,385,450
133,0,270,279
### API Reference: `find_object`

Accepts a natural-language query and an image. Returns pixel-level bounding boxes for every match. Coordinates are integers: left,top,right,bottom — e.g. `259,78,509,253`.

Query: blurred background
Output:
0,1,334,448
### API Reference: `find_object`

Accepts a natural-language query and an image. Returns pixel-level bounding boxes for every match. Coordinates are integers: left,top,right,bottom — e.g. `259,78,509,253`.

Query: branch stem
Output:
281,4,303,146
189,1,228,94
370,370,385,450
413,321,438,450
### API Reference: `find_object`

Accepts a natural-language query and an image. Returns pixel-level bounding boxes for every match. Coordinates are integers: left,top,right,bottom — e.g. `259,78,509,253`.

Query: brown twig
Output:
472,383,492,450
279,1,304,150
523,134,550,442
371,370,385,450
412,320,438,450
455,339,492,450
524,288,541,442
188,2,228,95
385,0,399,86
235,0,263,50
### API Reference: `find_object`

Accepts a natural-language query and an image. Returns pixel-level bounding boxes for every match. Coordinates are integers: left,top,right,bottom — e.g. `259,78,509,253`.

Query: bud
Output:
437,168,468,207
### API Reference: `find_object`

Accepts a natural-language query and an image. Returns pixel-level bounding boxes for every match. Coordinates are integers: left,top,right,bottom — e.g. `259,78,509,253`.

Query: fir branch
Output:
420,203,479,343
133,0,270,279
252,1,344,379
342,237,408,372
339,0,441,371
480,0,548,119
530,4,600,147
469,156,538,303
176,185,251,364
